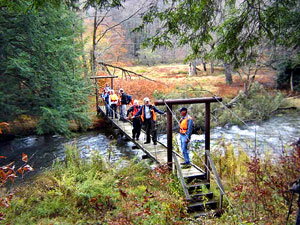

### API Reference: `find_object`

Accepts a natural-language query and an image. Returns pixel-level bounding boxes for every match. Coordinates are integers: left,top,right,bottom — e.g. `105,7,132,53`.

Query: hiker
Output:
101,89,110,116
179,107,193,167
109,90,118,119
126,100,142,140
119,88,132,121
134,97,165,145
104,83,111,92
119,88,127,121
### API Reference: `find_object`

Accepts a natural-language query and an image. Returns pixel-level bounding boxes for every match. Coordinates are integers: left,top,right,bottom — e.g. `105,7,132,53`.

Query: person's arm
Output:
152,106,165,114
186,118,193,140
126,106,133,117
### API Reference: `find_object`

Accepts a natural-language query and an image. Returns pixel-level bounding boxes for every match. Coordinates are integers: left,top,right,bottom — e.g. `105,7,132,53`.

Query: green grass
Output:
3,145,186,224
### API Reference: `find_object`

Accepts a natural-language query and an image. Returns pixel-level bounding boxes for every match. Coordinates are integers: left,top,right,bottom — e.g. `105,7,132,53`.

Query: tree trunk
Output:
91,8,98,76
290,70,294,92
210,61,214,74
188,62,192,77
223,62,232,85
203,61,207,71
192,60,197,76
80,31,88,77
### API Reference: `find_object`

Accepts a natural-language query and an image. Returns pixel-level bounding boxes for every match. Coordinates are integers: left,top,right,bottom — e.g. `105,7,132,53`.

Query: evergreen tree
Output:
0,3,92,135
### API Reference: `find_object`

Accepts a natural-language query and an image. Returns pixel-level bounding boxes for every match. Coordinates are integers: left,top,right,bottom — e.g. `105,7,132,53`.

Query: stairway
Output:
181,168,219,218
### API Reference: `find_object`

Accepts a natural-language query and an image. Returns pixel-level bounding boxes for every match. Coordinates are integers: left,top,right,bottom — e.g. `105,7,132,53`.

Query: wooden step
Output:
189,192,213,202
191,209,218,218
184,173,206,183
188,200,217,212
187,181,210,192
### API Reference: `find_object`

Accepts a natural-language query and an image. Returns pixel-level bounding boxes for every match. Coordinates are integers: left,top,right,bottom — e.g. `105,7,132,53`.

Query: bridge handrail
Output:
172,152,191,201
205,150,225,211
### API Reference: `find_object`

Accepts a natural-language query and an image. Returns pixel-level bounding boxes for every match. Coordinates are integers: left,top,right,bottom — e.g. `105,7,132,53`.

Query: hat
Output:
179,107,187,112
143,97,150,102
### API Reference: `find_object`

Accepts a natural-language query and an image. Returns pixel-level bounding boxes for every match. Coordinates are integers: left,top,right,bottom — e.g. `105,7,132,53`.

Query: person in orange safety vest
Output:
134,97,165,145
179,107,193,168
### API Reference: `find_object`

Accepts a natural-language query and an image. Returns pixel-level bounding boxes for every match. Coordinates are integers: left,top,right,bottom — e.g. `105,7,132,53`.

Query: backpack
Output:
126,94,132,104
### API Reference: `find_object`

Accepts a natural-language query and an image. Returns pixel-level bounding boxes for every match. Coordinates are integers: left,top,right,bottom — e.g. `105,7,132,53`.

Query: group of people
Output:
101,83,132,121
101,83,194,168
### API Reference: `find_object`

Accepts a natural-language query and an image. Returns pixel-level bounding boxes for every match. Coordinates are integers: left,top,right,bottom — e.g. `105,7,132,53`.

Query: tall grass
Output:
3,145,186,224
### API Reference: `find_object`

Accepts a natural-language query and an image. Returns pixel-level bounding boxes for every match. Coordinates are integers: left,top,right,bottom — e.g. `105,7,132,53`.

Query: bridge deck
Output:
99,105,205,176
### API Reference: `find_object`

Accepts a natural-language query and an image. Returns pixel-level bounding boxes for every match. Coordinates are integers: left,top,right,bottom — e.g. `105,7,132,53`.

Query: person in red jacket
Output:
126,100,142,140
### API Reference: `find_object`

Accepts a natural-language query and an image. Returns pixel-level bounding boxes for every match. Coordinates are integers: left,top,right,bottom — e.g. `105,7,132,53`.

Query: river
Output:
159,111,300,156
0,111,299,184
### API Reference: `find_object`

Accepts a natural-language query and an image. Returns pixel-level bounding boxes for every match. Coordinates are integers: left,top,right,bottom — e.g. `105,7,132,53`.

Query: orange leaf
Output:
22,153,28,163
0,170,6,179
0,156,6,159
7,174,17,183
17,168,23,175
23,165,34,172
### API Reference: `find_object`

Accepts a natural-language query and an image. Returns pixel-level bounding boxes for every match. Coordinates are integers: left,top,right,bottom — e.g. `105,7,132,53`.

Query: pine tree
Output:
0,3,92,135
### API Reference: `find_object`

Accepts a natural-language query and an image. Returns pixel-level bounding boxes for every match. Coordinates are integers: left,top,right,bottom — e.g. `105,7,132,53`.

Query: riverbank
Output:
2,139,300,224
2,145,187,224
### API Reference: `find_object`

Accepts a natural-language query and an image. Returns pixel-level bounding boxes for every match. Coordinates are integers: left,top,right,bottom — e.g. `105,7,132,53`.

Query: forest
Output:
0,0,299,224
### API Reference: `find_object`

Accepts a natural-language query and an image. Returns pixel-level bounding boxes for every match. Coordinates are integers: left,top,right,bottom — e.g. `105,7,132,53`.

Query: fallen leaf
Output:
23,165,34,172
22,153,28,163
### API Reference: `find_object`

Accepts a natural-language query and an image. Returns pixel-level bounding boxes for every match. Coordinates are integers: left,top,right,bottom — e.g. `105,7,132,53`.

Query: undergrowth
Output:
3,145,186,224
191,138,300,224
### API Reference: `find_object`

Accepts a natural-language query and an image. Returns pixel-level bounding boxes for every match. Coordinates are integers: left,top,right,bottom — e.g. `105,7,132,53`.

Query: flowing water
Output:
0,112,299,184
159,111,300,156
0,130,144,184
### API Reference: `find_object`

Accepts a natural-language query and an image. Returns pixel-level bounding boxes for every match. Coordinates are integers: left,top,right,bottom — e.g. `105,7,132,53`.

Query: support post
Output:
94,79,99,114
111,78,114,89
167,104,173,169
205,102,210,181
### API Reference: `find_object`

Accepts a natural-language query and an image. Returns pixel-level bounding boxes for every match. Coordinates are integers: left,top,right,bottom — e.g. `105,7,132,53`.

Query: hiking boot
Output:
144,141,150,144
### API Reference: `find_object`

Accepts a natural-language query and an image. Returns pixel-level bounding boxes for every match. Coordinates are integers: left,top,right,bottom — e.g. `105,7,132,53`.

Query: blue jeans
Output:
180,134,190,164
105,102,110,116
120,104,126,119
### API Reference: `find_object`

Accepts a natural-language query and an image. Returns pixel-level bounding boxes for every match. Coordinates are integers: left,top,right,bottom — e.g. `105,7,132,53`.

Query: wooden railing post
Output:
94,79,99,115
205,102,210,181
167,104,173,169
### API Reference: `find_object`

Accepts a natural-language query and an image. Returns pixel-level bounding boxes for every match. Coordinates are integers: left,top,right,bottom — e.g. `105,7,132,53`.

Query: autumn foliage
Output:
0,123,33,221
114,78,173,102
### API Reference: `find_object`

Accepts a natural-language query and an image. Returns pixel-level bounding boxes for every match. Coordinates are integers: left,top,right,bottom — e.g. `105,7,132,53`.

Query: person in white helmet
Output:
134,97,165,145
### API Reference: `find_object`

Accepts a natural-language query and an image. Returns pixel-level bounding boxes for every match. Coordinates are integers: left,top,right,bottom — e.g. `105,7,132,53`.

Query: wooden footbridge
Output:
97,97,226,217
91,65,226,217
